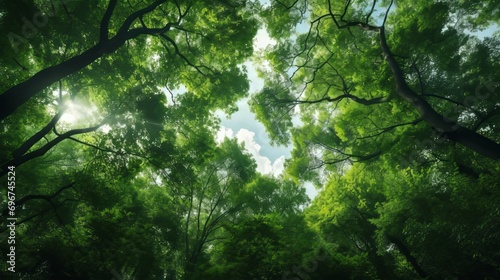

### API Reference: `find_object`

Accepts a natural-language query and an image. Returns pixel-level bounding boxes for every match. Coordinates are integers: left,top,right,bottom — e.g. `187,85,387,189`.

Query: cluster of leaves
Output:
0,0,309,279
1,0,500,279
252,0,500,279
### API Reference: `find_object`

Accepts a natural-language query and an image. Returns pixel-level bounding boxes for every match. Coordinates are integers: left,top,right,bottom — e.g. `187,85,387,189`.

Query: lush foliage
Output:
1,0,499,279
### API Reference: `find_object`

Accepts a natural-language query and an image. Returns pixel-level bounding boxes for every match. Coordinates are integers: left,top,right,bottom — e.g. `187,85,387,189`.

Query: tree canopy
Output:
1,0,499,279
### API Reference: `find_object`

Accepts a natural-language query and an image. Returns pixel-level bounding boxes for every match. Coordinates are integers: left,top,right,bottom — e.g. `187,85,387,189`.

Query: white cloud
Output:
271,155,286,175
216,127,285,176
253,28,276,52
304,182,319,200
216,98,291,162
235,129,275,175
215,124,319,199
215,127,234,143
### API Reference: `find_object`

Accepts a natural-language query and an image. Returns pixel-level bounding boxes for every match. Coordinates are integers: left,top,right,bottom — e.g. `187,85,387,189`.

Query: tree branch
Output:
1,122,106,177
366,0,377,24
12,110,65,159
118,0,167,35
0,0,170,120
357,118,423,140
386,234,430,279
160,34,207,76
377,27,500,160
100,0,118,42
1,182,75,217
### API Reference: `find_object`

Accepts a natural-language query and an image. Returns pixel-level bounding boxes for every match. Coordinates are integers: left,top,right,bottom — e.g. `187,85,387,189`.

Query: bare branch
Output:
100,0,118,42
118,0,167,35
357,118,423,140
295,93,388,106
382,0,394,27
11,111,65,159
366,0,377,24
340,0,352,22
160,34,207,76
1,182,75,217
165,86,177,106
275,0,299,9
2,121,106,177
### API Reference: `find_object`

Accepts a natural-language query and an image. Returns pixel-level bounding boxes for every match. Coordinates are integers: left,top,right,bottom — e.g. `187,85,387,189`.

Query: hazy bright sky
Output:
215,28,320,200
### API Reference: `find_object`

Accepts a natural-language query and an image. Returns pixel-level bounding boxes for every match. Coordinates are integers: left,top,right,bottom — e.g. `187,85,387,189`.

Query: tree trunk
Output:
386,234,431,279
378,27,500,161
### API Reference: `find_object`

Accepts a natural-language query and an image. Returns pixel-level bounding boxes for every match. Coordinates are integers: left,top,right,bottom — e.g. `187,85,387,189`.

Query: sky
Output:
214,29,286,173
214,29,320,200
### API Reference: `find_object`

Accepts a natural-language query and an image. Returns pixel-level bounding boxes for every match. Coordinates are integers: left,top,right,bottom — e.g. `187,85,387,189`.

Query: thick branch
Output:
297,93,387,106
0,0,170,120
100,0,118,42
1,123,105,176
12,110,65,159
366,0,377,24
377,27,500,160
386,234,430,279
1,182,75,217
326,0,500,160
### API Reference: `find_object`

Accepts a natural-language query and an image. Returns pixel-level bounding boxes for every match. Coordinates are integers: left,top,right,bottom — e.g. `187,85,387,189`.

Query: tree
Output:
175,173,315,280
372,162,500,279
178,138,257,277
252,0,500,166
305,161,500,279
178,141,311,279
0,0,258,179
0,0,257,120
305,165,400,279
2,1,499,279
0,1,259,275
252,4,500,277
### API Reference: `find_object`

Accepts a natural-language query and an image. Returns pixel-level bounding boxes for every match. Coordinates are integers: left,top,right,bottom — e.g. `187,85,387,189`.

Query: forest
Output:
0,0,499,279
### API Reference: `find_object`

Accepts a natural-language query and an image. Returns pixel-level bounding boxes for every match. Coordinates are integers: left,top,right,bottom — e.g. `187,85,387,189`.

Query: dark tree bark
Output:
0,0,173,120
386,234,431,279
332,18,500,160
0,123,104,177
1,182,74,217
377,27,500,161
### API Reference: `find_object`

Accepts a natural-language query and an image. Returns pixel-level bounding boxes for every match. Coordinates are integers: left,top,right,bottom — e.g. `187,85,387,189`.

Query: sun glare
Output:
60,101,79,123
51,91,101,126
60,100,97,125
